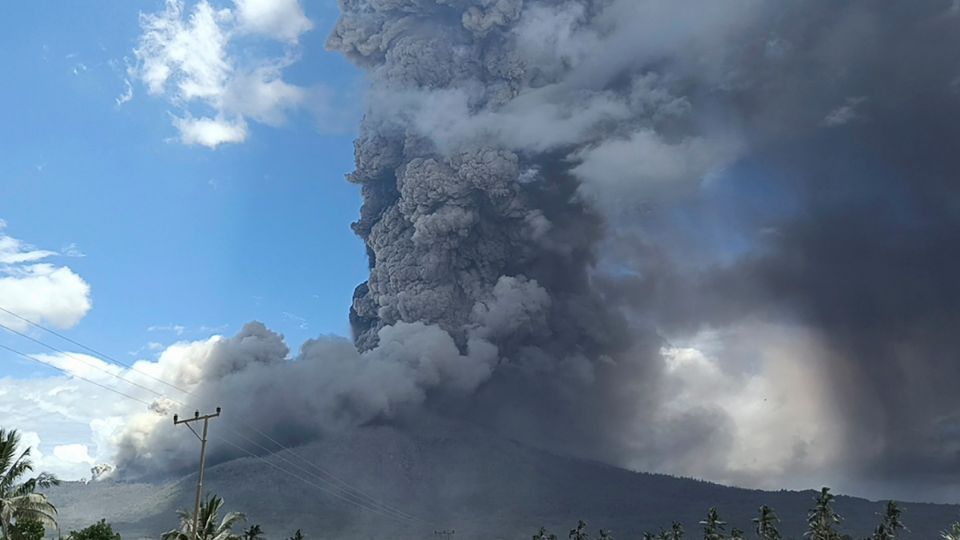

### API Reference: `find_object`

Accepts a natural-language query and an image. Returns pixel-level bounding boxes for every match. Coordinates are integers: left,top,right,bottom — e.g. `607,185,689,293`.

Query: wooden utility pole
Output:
174,407,221,540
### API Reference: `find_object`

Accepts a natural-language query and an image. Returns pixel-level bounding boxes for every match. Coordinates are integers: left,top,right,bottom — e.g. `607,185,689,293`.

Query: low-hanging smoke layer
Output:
115,0,960,500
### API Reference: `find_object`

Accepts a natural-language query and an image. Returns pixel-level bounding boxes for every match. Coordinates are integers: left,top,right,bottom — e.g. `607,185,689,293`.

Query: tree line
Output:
533,488,916,540
3,426,960,539
0,428,302,540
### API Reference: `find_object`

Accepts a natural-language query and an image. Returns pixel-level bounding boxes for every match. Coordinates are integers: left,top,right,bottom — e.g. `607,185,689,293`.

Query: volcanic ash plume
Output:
322,0,750,462
114,0,690,479
326,0,960,497
114,0,960,500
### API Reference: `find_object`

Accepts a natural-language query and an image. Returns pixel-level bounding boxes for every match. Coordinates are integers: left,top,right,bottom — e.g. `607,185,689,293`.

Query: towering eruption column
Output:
324,0,680,466
328,0,623,363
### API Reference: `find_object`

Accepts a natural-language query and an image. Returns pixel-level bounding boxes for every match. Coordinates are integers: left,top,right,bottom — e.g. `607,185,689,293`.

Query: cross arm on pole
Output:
172,407,222,540
174,407,222,425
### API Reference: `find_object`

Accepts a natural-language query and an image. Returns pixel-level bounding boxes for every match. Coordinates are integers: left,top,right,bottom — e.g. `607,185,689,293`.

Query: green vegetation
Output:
241,524,263,540
700,507,726,540
9,518,43,540
535,526,558,540
872,501,904,540
532,486,960,540
570,520,589,540
161,497,308,540
161,494,245,540
0,429,59,540
67,519,121,540
807,487,842,540
0,426,956,540
942,523,960,540
754,505,781,540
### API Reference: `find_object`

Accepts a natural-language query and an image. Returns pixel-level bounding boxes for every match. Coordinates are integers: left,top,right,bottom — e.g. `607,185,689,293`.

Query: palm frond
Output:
1,452,35,494
218,512,246,532
162,529,189,540
0,430,21,474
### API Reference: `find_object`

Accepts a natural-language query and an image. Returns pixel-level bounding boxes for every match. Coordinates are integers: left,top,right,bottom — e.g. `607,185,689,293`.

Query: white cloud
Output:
53,443,95,465
0,336,223,480
0,331,246,480
233,0,313,42
572,129,743,213
0,235,56,264
11,432,96,481
60,243,86,258
280,311,308,330
116,79,134,106
173,115,248,148
652,322,846,490
132,0,314,147
147,324,186,335
223,67,306,126
33,353,125,384
0,224,92,332
823,96,867,127
0,377,134,480
137,0,232,101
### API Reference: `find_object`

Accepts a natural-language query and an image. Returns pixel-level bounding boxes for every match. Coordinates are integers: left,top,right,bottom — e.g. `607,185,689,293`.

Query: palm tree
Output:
942,523,960,540
241,525,263,540
729,528,744,540
162,494,245,540
534,527,557,540
700,507,726,540
871,523,889,540
597,529,612,540
874,501,904,539
754,505,782,540
669,521,684,540
569,520,588,540
9,517,44,540
806,487,842,540
0,429,59,540
286,530,304,540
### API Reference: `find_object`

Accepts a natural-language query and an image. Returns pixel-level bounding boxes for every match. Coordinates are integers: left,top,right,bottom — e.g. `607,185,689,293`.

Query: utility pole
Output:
174,407,221,540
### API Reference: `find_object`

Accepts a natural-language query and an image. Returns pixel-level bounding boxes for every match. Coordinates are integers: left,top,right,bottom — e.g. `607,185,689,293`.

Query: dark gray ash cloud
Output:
114,0,960,501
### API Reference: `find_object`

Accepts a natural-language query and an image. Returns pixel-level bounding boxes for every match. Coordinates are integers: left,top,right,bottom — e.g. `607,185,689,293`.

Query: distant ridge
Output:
47,422,960,539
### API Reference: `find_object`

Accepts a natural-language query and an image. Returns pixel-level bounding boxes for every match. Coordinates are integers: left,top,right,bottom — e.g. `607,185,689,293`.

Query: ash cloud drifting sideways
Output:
111,321,498,479
114,0,960,500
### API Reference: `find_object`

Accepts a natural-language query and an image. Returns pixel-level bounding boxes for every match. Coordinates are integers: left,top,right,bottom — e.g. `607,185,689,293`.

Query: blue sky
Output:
0,0,373,476
1,0,366,375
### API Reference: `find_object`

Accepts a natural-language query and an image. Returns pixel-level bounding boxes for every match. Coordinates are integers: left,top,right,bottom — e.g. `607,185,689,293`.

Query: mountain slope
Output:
46,423,960,539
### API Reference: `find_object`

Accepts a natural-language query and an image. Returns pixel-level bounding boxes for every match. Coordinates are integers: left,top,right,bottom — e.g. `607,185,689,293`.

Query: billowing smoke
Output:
112,321,500,478
115,0,960,500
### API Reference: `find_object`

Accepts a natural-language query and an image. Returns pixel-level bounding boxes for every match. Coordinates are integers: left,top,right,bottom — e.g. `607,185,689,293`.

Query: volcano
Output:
47,421,960,540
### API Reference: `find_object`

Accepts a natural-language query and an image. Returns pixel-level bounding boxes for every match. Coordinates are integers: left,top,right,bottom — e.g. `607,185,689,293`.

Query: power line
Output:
215,434,422,527
0,338,422,525
175,408,222,540
0,305,424,523
0,342,153,406
1,408,68,426
0,321,164,398
0,306,188,395
0,305,430,525
221,426,425,524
